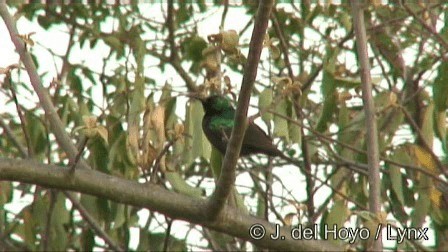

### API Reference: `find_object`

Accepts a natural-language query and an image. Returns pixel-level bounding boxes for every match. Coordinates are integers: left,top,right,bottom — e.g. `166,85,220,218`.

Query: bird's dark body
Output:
200,95,282,157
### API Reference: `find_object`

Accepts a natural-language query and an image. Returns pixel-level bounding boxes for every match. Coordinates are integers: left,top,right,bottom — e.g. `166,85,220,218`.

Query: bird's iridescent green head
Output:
201,95,233,114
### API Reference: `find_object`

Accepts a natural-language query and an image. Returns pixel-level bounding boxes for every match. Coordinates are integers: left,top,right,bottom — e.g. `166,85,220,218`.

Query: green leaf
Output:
322,200,349,243
137,228,150,251
164,97,178,130
210,147,223,181
316,70,337,133
288,103,301,144
25,111,47,157
80,194,101,222
142,232,187,252
112,204,127,230
316,45,340,133
184,100,210,165
165,172,204,198
333,76,361,89
49,194,69,250
434,110,447,150
411,190,431,228
22,206,36,248
259,88,273,124
182,35,207,63
433,61,448,112
81,228,95,251
421,102,434,147
88,137,109,173
388,153,405,205
104,35,124,57
273,99,289,140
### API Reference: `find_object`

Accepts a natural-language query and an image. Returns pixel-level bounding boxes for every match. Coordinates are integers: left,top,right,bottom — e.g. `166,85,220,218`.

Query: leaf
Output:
164,96,178,130
165,172,204,198
81,228,95,251
128,81,145,165
49,194,69,250
23,206,36,247
322,200,349,243
316,65,337,133
112,204,127,230
433,61,448,112
210,147,223,181
288,102,301,144
80,194,101,222
184,100,210,165
137,228,150,251
333,76,361,89
411,189,431,228
407,144,442,209
25,111,47,157
149,233,187,252
273,99,289,140
421,102,434,148
388,152,405,205
259,88,273,124
412,145,437,174
104,35,124,57
434,110,447,150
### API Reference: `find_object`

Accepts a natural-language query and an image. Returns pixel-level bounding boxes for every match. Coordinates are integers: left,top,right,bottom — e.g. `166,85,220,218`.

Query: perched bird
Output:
194,95,284,158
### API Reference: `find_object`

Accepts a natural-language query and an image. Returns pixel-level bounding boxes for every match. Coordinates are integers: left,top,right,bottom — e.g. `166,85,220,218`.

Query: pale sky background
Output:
0,4,437,250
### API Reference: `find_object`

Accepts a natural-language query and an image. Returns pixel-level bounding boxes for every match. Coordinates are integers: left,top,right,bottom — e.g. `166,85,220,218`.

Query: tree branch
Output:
0,5,124,250
350,1,382,250
0,3,83,167
206,0,274,219
0,158,341,252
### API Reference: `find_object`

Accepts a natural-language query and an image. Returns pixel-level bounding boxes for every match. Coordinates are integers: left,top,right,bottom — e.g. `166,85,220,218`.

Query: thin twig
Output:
7,74,33,157
70,136,88,173
150,140,175,183
220,0,229,29
271,9,294,78
163,217,173,252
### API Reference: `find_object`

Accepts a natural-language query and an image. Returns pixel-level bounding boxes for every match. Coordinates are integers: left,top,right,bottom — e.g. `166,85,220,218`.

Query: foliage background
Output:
0,2,447,251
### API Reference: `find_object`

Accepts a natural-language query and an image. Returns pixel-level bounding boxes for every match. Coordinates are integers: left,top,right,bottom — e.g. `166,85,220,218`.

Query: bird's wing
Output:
242,122,282,156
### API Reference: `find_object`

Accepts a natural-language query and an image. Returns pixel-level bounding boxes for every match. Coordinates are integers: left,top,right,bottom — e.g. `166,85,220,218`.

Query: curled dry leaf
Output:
221,30,239,54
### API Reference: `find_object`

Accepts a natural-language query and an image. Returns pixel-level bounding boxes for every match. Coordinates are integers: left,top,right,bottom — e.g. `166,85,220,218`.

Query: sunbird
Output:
191,94,288,159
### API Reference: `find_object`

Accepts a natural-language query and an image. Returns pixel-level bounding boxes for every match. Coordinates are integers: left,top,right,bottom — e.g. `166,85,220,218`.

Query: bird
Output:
193,94,285,158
